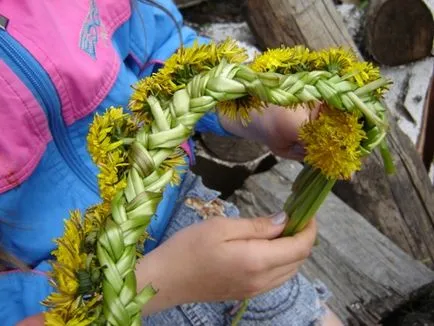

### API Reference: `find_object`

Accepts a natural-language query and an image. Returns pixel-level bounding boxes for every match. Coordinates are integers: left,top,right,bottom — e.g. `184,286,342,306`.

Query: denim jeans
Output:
143,172,329,326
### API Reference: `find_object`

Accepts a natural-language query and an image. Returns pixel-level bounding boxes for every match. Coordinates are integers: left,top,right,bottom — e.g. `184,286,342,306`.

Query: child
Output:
0,0,342,325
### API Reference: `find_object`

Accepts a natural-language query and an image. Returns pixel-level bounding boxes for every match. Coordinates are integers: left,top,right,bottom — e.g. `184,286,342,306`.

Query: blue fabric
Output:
0,1,229,323
0,262,53,326
195,111,234,137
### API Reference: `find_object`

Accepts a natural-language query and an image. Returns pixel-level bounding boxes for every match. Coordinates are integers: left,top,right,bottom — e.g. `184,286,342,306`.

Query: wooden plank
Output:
230,161,434,324
381,58,434,152
246,0,357,52
245,0,434,268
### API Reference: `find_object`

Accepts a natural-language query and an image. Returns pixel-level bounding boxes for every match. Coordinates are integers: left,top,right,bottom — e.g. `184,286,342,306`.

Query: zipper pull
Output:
0,15,9,31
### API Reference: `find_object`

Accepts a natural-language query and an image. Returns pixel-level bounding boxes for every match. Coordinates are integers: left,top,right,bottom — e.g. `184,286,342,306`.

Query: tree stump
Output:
245,0,434,267
365,0,434,66
192,135,275,198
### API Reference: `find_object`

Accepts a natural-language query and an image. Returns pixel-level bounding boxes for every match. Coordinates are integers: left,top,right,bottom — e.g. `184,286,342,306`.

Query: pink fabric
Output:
0,61,52,193
2,0,131,125
180,141,193,162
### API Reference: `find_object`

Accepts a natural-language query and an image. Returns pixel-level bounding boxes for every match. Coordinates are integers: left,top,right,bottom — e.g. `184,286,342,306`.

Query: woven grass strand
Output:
97,59,388,325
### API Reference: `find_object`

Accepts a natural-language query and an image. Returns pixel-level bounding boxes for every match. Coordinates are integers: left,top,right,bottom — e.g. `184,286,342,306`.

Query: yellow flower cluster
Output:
313,47,357,74
250,45,313,74
45,296,100,326
44,203,110,325
217,96,264,126
130,39,248,112
87,107,135,202
299,110,367,179
87,108,125,165
251,46,385,95
43,212,93,323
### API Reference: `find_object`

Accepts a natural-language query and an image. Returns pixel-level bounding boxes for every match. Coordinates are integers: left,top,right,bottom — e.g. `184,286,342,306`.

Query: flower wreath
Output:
42,39,393,325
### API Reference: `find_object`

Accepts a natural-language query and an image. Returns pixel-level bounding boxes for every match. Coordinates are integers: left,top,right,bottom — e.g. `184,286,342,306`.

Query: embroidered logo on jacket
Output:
79,0,107,59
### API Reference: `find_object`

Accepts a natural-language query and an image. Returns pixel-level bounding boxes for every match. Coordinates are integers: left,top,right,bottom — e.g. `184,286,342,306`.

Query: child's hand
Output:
136,213,316,315
220,104,320,161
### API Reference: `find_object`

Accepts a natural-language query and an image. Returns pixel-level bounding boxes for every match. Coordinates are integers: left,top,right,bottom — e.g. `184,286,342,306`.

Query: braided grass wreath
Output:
43,39,394,325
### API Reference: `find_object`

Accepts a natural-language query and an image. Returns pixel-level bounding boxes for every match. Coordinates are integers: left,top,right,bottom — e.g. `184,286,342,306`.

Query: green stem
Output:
292,178,335,234
284,167,321,214
282,170,325,234
282,169,336,237
231,299,249,326
291,165,315,192
379,139,396,174
347,92,387,130
353,78,390,97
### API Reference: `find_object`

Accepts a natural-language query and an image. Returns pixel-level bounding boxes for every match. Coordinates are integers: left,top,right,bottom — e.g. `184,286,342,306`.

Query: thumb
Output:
224,212,288,241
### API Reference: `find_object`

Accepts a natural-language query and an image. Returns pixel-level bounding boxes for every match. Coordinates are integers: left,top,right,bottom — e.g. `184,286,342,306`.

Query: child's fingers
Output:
256,219,317,268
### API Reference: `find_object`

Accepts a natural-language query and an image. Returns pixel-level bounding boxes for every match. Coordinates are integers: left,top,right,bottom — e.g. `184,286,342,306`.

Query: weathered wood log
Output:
246,0,357,51
365,0,434,66
245,0,434,267
230,161,434,324
191,136,274,198
381,57,434,153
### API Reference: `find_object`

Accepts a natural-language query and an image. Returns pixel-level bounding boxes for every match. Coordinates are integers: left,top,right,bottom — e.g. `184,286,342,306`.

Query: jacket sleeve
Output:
0,261,52,326
135,0,233,136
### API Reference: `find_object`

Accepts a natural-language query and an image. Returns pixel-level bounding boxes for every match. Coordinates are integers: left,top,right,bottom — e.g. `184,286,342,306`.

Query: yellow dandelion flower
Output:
45,296,100,326
299,110,366,179
129,39,247,105
97,150,128,202
84,203,110,235
343,62,387,95
251,46,313,74
129,79,156,112
53,212,86,270
87,107,129,165
314,47,357,75
45,310,69,326
44,212,87,311
209,38,248,66
217,96,264,126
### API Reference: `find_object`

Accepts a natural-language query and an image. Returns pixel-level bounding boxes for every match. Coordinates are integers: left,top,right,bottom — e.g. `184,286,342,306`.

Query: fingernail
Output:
270,212,288,225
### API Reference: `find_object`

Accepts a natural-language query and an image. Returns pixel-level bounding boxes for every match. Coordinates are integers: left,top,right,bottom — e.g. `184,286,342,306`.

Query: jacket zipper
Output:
0,28,99,195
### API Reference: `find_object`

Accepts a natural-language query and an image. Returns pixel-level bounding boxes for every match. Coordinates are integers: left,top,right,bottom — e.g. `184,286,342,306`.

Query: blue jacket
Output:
0,0,228,324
